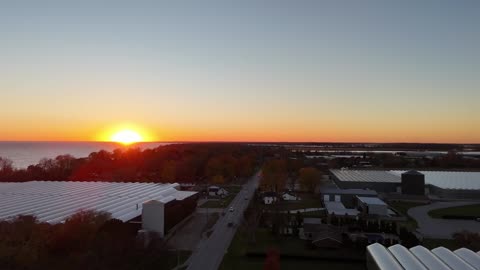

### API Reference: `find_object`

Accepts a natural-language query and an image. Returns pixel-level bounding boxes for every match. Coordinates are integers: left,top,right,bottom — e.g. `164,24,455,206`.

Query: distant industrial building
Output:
401,170,425,195
321,188,389,217
330,169,480,199
367,243,480,270
0,181,198,237
330,170,402,193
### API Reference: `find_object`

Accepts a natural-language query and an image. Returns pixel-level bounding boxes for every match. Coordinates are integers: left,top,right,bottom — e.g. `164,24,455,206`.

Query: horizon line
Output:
0,140,478,145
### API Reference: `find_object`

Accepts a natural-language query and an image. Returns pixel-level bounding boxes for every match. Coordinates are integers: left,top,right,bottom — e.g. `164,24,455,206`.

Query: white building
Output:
357,196,388,216
282,192,300,201
263,192,278,205
0,181,198,237
264,196,277,205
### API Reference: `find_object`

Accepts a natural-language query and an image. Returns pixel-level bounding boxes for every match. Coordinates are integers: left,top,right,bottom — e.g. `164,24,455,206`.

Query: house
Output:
300,218,344,249
282,192,300,201
208,186,229,197
263,191,278,205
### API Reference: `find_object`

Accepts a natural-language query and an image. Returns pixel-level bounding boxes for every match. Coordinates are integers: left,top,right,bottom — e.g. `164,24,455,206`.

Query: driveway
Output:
408,201,480,239
196,208,224,214
167,213,211,250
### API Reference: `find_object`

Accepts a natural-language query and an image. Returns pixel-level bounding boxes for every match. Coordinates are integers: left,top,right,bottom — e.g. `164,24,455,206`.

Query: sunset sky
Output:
1,1,479,143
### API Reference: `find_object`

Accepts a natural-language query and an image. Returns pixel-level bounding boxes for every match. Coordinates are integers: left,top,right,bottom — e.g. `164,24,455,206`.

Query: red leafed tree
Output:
264,248,280,270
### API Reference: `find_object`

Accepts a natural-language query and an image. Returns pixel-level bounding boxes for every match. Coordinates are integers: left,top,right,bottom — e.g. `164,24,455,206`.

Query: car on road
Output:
229,207,234,212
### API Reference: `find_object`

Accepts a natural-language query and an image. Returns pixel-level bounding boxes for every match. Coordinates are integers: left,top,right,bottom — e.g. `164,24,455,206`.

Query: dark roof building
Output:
302,219,344,249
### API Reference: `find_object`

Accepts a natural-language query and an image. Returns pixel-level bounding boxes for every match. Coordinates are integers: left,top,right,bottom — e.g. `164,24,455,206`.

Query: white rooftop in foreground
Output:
0,181,196,223
368,243,480,270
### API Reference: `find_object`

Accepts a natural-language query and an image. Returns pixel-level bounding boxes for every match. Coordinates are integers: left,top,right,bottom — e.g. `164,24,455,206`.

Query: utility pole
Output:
204,176,209,224
177,249,180,267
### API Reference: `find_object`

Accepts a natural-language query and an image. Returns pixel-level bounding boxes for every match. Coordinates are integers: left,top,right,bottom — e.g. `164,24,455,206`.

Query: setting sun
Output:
111,130,143,145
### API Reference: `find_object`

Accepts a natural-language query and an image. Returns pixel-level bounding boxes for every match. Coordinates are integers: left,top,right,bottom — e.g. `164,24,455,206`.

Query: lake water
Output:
0,141,171,169
2,142,478,169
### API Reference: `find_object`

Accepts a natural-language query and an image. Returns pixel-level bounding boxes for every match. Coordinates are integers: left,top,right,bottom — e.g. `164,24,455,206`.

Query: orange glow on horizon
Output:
111,130,143,145
0,119,479,144
96,124,156,144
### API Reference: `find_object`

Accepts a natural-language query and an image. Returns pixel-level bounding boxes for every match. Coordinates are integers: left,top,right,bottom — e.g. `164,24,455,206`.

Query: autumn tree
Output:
263,248,280,270
1,144,262,183
453,230,480,250
298,167,322,193
0,157,14,181
260,159,288,192
160,160,176,181
211,174,225,185
205,157,223,181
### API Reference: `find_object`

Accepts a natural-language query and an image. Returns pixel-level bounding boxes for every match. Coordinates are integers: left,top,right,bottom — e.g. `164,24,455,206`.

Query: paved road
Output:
185,171,261,270
408,201,480,239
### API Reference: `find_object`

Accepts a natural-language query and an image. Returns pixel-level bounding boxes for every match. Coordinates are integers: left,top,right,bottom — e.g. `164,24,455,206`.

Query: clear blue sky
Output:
1,1,479,142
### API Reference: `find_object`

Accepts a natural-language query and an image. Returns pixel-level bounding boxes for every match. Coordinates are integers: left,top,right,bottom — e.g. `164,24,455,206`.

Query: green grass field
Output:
389,201,428,216
219,229,365,270
428,204,480,219
199,194,236,208
224,185,242,194
388,201,428,229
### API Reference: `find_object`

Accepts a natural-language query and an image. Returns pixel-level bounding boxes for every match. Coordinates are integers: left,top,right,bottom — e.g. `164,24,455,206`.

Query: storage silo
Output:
401,170,425,195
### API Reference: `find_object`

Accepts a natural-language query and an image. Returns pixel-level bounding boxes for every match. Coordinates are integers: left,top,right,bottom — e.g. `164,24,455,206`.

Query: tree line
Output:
0,211,178,270
0,144,261,183
260,158,324,193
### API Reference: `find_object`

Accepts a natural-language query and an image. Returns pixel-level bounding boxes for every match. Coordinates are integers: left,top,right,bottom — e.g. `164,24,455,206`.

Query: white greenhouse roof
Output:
454,248,480,270
357,196,387,206
0,181,197,223
331,169,480,190
432,247,477,270
391,170,480,190
369,243,480,270
388,244,427,270
409,246,451,270
367,243,403,270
